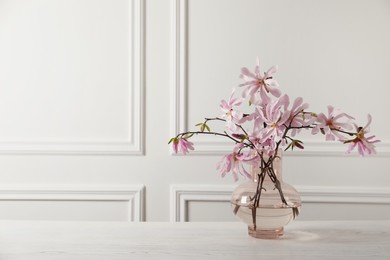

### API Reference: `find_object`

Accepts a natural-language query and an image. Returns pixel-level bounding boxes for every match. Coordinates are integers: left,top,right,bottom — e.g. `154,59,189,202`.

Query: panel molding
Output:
0,0,145,155
129,0,145,155
170,0,188,141
170,184,233,222
170,0,390,156
170,184,390,222
0,184,145,222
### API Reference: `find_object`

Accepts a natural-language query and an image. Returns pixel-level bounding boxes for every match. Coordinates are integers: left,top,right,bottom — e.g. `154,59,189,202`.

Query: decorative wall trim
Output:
0,184,145,222
170,140,390,157
169,0,390,156
0,0,144,155
170,0,188,143
128,0,145,155
297,186,390,204
170,185,233,222
170,184,390,222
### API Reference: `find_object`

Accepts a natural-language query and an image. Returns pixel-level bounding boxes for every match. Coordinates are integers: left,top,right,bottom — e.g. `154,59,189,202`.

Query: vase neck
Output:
251,150,283,182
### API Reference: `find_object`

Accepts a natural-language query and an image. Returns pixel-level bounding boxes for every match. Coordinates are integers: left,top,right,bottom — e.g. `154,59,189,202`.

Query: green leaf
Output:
196,122,209,132
284,143,292,151
168,137,176,144
184,133,194,139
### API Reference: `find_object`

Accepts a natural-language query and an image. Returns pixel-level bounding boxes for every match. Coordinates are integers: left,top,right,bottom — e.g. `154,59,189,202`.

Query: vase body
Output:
230,152,301,239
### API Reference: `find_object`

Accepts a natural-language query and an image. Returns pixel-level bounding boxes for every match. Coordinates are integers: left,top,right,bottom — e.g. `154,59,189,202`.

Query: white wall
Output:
0,0,389,222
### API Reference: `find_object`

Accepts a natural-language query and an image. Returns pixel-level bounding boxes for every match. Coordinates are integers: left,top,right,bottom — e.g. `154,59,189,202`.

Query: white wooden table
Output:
0,220,389,259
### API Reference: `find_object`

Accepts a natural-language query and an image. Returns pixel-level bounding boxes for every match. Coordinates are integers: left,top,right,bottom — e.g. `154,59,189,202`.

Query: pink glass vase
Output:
230,152,301,239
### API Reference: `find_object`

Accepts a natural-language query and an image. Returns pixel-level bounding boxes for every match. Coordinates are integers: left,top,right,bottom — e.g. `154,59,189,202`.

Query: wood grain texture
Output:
0,220,389,259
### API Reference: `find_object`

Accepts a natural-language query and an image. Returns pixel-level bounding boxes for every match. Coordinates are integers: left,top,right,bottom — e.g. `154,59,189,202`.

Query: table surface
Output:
0,220,389,260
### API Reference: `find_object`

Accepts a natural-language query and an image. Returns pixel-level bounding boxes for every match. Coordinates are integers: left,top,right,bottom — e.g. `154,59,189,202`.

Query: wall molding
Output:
0,184,145,222
169,0,389,157
170,185,233,222
0,0,145,155
127,0,145,155
170,0,188,143
170,184,390,222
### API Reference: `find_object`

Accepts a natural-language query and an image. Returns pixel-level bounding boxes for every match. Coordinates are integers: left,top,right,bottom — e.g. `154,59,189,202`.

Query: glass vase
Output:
230,152,301,239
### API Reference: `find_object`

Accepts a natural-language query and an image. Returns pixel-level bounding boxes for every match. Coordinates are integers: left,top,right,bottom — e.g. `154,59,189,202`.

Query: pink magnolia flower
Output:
256,138,278,157
216,143,255,181
257,95,290,142
220,90,244,131
345,114,380,156
246,126,277,157
172,138,194,155
239,57,281,104
312,106,354,141
287,97,315,137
